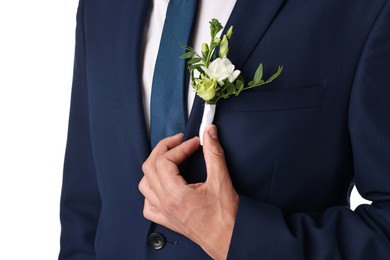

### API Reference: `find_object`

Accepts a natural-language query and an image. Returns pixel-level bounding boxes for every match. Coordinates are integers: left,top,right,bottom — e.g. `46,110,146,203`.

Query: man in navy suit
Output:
60,0,390,259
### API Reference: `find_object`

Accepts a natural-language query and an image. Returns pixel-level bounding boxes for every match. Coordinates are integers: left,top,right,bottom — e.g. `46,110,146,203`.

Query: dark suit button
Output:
148,232,166,250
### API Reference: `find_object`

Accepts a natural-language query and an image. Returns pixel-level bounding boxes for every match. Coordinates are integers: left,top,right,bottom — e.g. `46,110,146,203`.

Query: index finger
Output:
150,133,184,158
163,136,200,165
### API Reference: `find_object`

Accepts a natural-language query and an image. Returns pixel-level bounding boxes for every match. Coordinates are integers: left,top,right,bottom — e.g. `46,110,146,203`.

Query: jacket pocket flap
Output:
228,85,327,112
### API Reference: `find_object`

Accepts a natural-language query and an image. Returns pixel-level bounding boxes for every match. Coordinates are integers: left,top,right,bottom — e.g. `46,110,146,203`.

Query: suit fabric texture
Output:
60,0,390,259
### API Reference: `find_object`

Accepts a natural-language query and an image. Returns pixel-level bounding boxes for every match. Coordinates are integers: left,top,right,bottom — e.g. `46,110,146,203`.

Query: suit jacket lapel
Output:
225,0,287,69
123,0,152,155
183,96,204,141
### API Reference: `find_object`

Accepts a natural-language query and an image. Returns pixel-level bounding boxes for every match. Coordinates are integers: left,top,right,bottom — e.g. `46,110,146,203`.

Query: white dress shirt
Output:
142,0,237,130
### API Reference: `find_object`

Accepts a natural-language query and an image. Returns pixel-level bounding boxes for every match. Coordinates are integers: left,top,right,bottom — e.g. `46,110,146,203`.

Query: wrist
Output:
201,192,239,259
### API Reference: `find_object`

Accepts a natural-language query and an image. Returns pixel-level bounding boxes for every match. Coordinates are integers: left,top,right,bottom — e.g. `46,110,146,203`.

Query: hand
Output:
139,125,239,260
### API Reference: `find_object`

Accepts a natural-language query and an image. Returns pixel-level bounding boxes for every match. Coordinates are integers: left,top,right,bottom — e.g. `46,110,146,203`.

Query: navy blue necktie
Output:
150,0,199,148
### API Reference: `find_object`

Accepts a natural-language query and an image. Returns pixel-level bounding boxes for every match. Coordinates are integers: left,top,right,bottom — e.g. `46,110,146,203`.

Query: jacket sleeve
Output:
59,1,101,259
227,2,390,259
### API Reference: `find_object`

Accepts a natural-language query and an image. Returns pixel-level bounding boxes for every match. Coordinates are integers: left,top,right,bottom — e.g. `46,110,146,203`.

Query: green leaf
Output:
189,64,204,73
226,82,236,94
180,51,195,59
253,63,263,84
265,66,283,83
187,57,202,65
248,80,255,87
235,79,244,95
210,18,223,38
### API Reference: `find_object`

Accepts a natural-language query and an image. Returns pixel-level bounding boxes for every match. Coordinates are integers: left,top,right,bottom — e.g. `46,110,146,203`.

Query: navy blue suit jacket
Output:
60,0,390,259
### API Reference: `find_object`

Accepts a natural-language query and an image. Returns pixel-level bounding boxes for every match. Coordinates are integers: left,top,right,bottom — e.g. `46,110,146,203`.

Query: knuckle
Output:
211,145,225,157
155,155,166,167
155,154,163,162
157,139,169,150
142,161,150,174
143,200,155,219
143,207,151,219
138,178,145,192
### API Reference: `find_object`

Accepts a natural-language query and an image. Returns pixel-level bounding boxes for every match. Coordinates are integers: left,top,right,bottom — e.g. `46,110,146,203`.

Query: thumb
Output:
203,125,229,183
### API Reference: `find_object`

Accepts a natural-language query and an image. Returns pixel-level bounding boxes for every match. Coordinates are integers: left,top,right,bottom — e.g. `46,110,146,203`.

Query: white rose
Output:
202,57,241,86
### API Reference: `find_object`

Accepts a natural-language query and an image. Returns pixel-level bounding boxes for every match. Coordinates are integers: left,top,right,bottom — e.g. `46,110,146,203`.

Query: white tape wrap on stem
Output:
199,103,216,145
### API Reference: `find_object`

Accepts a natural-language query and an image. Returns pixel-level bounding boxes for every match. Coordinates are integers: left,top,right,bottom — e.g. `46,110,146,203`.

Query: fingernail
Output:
208,126,218,139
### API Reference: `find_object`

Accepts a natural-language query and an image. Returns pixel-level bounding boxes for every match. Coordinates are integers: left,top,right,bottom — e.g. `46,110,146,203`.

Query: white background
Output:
0,0,78,259
0,1,370,259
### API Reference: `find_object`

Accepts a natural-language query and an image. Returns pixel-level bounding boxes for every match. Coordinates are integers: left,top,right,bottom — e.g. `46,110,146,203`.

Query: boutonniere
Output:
181,19,283,144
